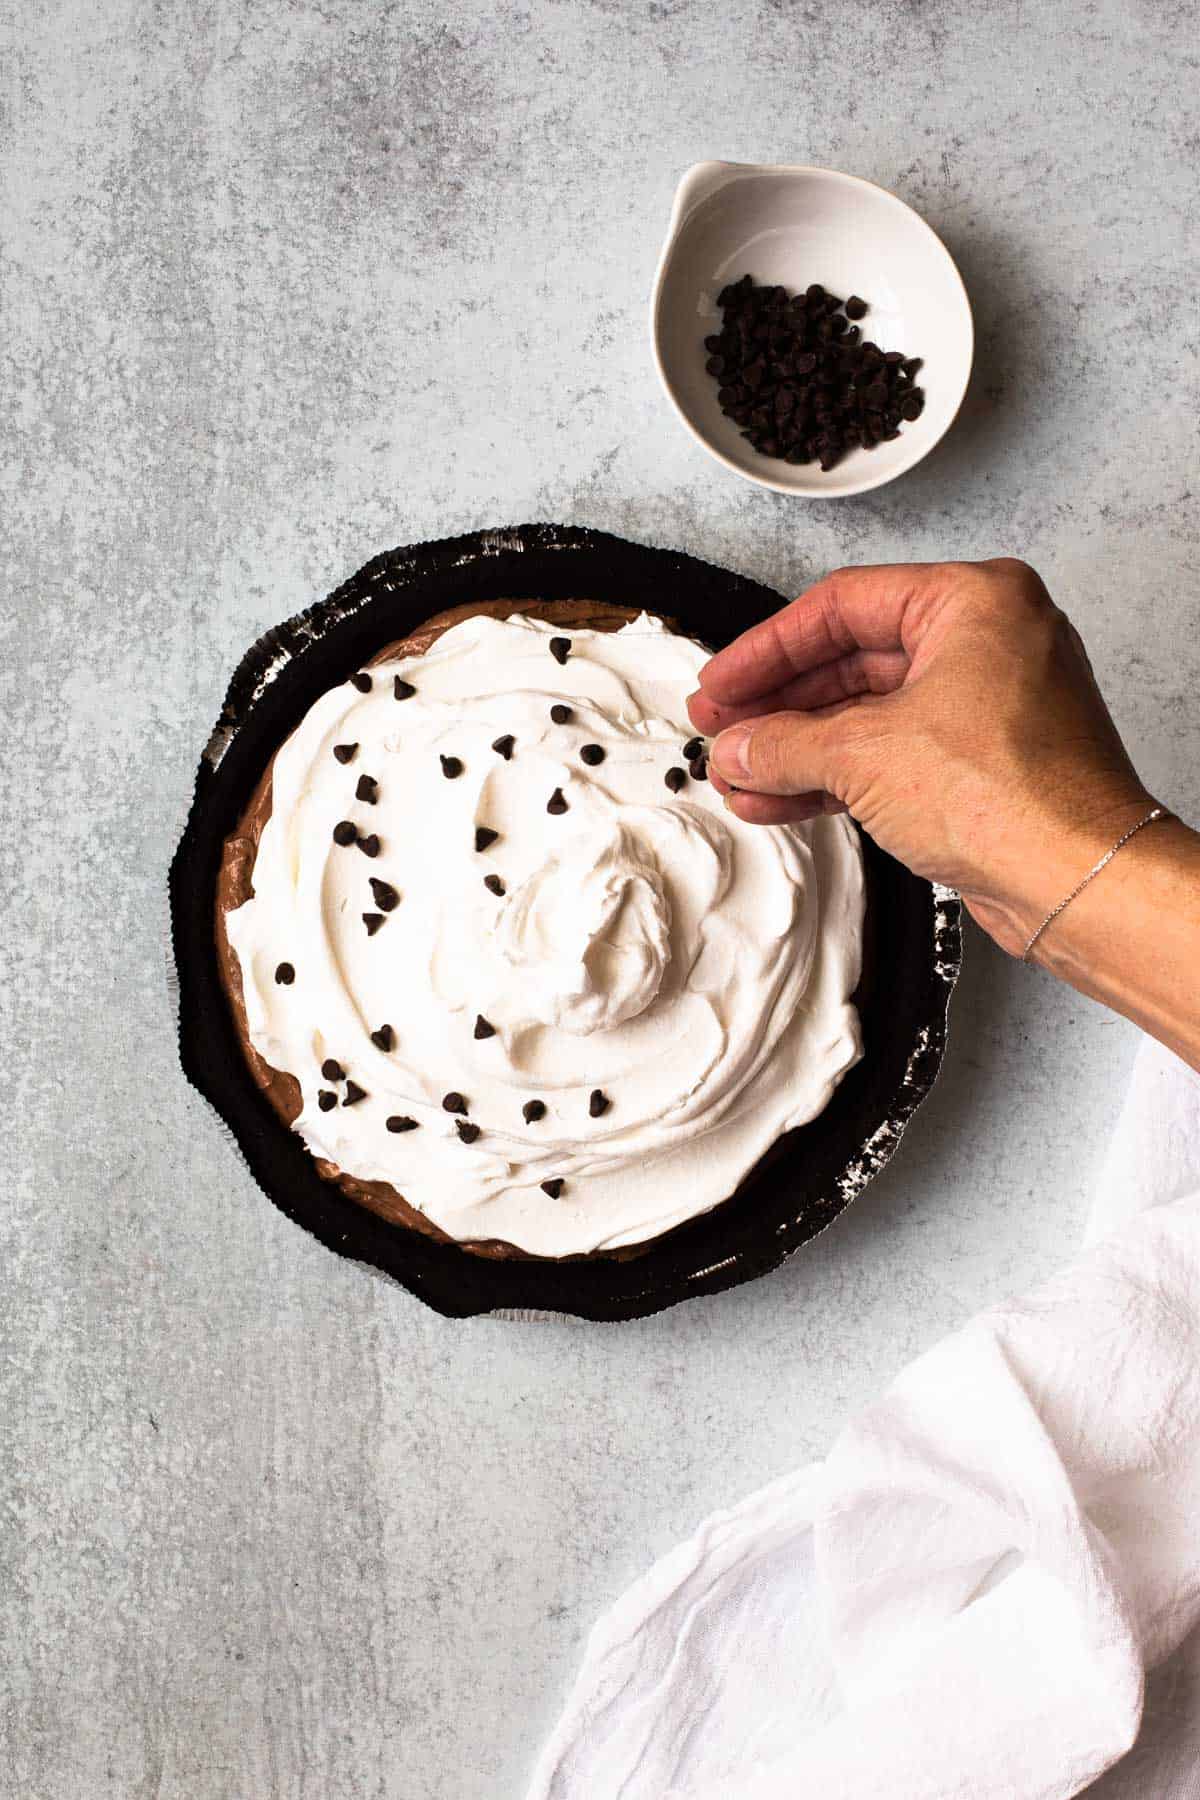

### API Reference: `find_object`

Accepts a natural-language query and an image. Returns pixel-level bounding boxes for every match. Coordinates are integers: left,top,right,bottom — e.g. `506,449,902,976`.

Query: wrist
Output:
1030,808,1193,973
1023,794,1169,971
963,784,1157,961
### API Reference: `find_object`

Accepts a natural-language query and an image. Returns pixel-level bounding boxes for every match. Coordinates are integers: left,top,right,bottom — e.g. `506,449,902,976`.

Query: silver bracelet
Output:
1022,805,1171,963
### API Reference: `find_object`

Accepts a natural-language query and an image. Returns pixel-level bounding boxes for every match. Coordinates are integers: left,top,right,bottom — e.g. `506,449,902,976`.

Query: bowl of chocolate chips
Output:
651,161,973,498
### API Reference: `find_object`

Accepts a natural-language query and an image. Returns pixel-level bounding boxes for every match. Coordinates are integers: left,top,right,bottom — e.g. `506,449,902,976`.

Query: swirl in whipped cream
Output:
225,611,864,1255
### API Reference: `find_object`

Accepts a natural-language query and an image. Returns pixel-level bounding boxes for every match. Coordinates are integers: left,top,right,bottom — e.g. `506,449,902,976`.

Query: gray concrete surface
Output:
3,1,1198,1795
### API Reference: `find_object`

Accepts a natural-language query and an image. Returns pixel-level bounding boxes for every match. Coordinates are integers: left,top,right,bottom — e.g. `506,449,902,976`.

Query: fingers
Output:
696,562,951,707
686,647,909,736
721,789,846,825
708,757,844,820
709,705,865,798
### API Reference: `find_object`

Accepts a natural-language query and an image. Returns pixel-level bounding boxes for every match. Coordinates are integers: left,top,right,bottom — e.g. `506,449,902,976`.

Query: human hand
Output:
688,559,1156,958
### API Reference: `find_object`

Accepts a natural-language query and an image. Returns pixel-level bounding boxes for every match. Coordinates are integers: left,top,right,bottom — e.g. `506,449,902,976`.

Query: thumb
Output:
709,706,862,798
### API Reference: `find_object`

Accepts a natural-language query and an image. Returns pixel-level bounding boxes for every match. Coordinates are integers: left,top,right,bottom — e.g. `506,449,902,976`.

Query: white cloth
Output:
527,1036,1200,1800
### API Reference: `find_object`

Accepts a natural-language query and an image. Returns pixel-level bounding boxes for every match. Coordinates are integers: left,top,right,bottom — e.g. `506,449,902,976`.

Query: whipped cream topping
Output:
225,611,865,1255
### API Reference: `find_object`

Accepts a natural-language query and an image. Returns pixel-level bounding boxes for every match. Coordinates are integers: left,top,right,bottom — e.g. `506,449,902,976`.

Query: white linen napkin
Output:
527,1036,1200,1800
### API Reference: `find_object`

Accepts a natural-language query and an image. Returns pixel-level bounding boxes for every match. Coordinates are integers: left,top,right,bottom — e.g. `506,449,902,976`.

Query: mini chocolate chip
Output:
683,736,704,761
332,820,357,846
362,912,384,935
580,743,605,766
474,1014,496,1040
321,1058,344,1081
370,1024,394,1052
332,743,357,764
369,877,399,911
474,826,498,852
664,766,687,792
350,672,372,692
342,1081,366,1106
455,1119,481,1144
386,1115,419,1133
844,295,868,320
357,833,381,858
442,1092,468,1115
484,874,506,896
547,787,568,814
549,636,571,665
440,755,463,780
541,1178,565,1198
523,1099,547,1123
550,703,573,724
491,734,515,760
355,774,379,804
689,755,709,782
393,676,416,700
900,391,925,421
318,1090,337,1112
589,1088,610,1118
274,962,295,985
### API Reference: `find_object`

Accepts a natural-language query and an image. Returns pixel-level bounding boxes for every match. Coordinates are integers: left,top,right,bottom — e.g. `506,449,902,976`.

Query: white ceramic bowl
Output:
651,162,974,499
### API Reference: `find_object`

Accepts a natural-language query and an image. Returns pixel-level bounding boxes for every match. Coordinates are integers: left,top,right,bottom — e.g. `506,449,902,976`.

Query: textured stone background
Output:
3,1,1198,1795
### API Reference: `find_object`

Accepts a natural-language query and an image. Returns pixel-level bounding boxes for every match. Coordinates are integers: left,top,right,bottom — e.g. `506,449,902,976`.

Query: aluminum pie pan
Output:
169,524,962,1321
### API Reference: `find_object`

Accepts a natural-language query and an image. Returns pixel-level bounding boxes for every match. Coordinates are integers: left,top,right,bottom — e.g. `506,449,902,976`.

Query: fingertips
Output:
686,688,724,734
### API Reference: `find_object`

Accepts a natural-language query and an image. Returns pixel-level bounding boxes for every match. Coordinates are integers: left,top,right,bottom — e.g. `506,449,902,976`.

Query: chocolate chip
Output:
523,1099,546,1123
318,1090,337,1111
386,1115,419,1132
455,1119,481,1144
370,1024,394,1051
547,787,568,814
274,962,295,985
540,1178,565,1198
491,734,515,760
357,833,381,858
900,391,925,420
484,874,506,896
393,676,416,700
369,877,399,911
362,912,384,935
440,755,463,780
442,1092,468,1115
580,743,605,766
549,636,571,665
333,743,357,764
683,736,704,761
706,276,924,468
474,1014,496,1040
665,766,687,792
550,703,573,724
342,1081,366,1106
350,672,372,692
589,1089,610,1118
355,774,378,804
321,1058,344,1081
332,820,357,847
474,826,498,852
689,755,709,782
